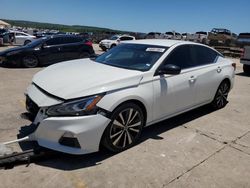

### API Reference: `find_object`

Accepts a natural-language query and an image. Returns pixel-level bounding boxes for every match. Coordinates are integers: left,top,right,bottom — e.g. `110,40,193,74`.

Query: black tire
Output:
211,80,230,109
243,64,250,75
101,47,107,51
22,55,39,68
101,103,145,152
79,52,90,59
24,40,31,45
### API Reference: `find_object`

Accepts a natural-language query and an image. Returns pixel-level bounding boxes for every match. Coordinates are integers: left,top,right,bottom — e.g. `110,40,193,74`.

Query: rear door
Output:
60,37,83,60
190,45,221,105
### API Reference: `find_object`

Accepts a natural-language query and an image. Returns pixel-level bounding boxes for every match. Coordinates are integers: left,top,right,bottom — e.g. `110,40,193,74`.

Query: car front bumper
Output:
26,83,111,155
29,110,111,155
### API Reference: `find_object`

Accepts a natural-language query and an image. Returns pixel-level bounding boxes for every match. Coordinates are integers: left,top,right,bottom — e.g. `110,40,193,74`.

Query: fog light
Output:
59,132,81,148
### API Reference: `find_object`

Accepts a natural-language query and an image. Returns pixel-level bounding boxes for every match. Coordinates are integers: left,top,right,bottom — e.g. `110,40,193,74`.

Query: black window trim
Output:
154,44,221,76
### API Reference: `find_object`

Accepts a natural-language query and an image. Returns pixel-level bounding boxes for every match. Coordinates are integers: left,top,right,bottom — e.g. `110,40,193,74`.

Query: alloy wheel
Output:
109,107,143,149
214,81,229,109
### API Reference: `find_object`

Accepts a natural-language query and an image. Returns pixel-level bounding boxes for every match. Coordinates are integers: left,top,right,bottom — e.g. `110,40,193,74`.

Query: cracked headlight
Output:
46,94,104,117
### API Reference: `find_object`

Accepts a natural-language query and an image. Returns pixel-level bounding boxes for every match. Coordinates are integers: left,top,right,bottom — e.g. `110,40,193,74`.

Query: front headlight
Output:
46,94,104,117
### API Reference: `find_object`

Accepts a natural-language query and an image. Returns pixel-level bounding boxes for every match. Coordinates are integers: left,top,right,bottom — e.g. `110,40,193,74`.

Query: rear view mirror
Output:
158,64,181,75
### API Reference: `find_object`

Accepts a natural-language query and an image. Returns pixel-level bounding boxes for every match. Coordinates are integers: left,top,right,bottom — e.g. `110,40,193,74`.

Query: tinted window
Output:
63,37,82,44
192,45,218,66
164,45,194,69
46,38,64,46
120,37,133,41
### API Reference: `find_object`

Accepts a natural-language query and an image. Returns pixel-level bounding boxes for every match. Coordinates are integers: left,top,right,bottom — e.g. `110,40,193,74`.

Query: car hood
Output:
0,46,29,56
32,59,143,100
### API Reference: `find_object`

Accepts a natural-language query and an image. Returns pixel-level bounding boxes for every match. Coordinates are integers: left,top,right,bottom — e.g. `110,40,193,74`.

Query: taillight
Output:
85,41,92,47
232,63,236,71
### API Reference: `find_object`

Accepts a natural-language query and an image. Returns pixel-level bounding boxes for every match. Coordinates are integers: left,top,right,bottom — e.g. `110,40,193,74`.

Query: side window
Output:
120,37,133,41
46,38,64,46
164,45,194,69
192,45,218,66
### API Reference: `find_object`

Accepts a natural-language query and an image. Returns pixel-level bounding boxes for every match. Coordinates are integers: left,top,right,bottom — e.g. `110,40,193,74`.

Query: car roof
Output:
122,39,197,47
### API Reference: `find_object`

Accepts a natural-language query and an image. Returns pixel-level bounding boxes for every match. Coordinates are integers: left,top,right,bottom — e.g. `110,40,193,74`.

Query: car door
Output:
14,32,25,45
190,45,222,105
60,37,81,60
39,37,66,65
153,45,197,120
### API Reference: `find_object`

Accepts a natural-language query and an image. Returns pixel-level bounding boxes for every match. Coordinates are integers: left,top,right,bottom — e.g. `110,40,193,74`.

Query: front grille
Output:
26,96,40,118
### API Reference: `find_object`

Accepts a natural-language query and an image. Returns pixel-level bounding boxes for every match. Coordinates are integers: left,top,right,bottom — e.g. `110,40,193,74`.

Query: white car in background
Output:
25,39,235,155
99,35,135,51
11,31,36,45
164,32,182,40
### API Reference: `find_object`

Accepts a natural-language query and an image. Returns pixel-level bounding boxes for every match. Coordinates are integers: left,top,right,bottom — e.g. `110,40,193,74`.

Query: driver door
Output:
153,45,197,120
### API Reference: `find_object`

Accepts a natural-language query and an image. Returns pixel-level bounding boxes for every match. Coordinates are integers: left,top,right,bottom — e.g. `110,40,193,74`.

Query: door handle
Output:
189,76,196,83
58,47,61,51
217,66,222,73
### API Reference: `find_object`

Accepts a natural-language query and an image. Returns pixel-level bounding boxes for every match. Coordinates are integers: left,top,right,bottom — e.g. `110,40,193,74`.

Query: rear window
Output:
192,45,218,66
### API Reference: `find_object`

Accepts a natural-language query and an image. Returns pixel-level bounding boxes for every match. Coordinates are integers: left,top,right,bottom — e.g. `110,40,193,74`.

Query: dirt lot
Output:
0,45,250,188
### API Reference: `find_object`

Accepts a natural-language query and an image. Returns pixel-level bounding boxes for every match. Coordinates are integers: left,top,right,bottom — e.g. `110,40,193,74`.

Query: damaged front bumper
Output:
25,84,111,155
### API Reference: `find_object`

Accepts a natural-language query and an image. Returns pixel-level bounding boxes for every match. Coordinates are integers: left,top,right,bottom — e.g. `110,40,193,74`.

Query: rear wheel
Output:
243,64,250,74
211,81,230,109
22,55,39,68
101,103,145,152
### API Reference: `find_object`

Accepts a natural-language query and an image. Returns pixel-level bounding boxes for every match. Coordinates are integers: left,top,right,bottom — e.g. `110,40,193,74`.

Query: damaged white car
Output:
24,39,235,155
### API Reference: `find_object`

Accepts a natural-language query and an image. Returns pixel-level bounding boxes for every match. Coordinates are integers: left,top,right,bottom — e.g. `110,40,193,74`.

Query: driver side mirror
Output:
157,64,181,75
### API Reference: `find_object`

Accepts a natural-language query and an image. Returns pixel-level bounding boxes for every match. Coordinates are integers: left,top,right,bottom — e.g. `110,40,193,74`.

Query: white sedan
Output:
12,31,36,45
25,39,235,154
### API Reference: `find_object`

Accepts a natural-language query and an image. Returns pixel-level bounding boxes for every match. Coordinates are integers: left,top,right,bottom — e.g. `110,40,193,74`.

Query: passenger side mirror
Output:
158,64,181,75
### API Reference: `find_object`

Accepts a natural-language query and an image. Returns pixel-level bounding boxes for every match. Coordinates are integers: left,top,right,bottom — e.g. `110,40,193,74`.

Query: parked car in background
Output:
208,28,237,46
193,31,208,44
241,45,250,74
24,39,235,155
0,35,94,68
10,31,36,45
145,32,162,39
164,32,182,40
99,35,135,51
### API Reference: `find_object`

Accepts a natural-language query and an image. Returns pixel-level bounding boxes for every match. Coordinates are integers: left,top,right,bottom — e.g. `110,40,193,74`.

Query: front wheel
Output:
101,103,145,152
211,81,230,109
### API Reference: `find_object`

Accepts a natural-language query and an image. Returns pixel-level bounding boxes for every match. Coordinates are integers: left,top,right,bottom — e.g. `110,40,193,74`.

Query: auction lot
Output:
0,45,250,188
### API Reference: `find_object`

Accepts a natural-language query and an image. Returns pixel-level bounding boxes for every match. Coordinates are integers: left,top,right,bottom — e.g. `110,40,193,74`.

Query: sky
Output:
1,0,250,34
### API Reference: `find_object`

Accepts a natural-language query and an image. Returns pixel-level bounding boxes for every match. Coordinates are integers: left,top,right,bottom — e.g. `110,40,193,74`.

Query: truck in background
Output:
241,46,250,74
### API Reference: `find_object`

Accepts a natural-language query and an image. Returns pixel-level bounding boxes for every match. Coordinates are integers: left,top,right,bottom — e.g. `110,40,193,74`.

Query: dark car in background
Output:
0,35,95,68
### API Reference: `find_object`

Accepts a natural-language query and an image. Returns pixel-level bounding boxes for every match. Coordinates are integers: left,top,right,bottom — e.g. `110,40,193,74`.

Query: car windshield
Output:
95,43,168,71
25,38,46,47
109,36,119,40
